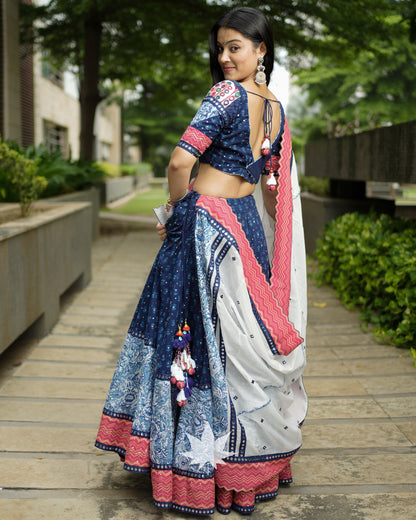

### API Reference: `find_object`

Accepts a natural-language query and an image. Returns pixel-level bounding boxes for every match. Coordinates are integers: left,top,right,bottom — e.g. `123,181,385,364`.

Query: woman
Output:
96,6,307,516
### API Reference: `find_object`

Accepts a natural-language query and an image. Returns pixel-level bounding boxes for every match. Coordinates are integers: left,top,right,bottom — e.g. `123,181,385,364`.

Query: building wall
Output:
33,53,123,163
33,53,80,158
1,0,21,142
94,100,122,164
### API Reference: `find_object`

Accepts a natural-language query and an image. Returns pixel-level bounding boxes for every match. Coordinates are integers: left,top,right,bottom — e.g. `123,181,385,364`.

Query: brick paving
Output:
0,229,415,519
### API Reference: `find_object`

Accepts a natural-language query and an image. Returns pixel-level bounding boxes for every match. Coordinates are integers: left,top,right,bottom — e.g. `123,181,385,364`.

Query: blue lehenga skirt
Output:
95,190,307,515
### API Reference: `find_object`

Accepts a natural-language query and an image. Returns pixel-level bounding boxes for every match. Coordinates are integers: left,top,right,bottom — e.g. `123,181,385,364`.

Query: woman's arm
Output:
156,146,196,241
167,146,197,202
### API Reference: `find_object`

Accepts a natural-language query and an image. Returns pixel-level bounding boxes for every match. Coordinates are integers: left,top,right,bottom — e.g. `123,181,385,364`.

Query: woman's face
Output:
216,27,265,85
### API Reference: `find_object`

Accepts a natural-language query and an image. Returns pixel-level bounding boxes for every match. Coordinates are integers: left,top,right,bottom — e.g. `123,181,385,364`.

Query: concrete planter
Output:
47,186,100,241
0,201,92,354
97,175,150,206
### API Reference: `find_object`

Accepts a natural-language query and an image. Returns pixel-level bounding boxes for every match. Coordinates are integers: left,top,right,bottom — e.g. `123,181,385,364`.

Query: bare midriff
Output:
192,163,255,199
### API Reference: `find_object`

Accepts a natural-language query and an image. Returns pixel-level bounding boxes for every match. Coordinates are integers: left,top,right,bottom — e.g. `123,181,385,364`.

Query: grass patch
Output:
104,188,168,215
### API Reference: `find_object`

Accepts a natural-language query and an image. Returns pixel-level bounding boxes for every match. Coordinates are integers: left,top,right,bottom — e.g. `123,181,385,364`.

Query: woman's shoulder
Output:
206,80,245,110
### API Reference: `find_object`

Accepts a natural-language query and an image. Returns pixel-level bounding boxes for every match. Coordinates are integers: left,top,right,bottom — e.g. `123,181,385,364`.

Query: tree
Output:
291,1,416,143
20,0,402,162
20,0,221,160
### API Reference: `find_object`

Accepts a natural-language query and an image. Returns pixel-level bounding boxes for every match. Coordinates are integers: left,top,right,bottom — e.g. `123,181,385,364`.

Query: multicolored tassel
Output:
266,170,277,191
170,320,196,407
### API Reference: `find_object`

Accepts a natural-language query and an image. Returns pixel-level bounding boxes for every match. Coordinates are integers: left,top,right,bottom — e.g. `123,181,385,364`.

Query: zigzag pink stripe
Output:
181,126,212,154
270,118,293,316
196,196,302,355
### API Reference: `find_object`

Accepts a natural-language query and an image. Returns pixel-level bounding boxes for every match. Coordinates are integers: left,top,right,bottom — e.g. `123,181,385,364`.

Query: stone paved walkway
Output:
0,230,415,519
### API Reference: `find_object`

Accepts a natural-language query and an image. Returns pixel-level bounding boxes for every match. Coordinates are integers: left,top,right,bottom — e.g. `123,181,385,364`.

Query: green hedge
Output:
299,175,330,196
314,212,416,348
3,142,105,198
95,161,152,178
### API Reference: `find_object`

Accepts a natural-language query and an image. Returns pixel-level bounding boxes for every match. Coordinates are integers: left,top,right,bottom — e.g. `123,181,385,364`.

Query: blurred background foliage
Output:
20,0,416,173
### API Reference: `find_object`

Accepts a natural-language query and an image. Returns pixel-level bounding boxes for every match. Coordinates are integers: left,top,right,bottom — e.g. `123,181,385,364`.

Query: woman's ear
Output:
258,42,267,57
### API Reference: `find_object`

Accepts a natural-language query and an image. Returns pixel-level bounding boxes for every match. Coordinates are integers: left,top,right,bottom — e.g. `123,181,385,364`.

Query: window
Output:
97,141,111,162
41,58,64,88
43,120,68,156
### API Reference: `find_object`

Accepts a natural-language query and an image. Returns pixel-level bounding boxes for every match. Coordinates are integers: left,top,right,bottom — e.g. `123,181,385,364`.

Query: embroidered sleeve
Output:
177,81,241,158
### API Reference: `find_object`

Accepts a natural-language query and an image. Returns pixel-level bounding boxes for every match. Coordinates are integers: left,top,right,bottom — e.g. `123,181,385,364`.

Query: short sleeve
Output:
177,80,242,158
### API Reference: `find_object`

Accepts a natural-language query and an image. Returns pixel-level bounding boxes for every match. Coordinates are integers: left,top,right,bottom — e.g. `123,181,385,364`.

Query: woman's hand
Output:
156,222,167,241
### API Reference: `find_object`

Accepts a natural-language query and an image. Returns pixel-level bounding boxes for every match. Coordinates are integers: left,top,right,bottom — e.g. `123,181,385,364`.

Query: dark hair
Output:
209,7,274,85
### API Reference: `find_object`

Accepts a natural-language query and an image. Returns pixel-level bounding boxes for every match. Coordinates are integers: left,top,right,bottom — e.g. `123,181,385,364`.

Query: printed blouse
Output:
177,80,285,184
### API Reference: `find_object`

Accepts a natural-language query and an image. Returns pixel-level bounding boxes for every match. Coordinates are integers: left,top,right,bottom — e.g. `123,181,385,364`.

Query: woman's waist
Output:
192,164,255,199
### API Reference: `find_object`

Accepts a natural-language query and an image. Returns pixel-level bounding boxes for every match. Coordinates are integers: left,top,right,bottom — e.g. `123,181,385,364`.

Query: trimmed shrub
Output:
120,162,152,177
299,175,330,196
314,212,416,348
0,140,47,216
94,161,122,178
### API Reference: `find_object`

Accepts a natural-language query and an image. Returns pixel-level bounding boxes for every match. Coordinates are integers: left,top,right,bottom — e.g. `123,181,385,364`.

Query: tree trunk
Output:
79,10,102,161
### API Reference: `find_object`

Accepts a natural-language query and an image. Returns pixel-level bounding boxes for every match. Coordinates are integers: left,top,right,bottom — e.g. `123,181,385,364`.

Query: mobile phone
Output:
153,204,172,225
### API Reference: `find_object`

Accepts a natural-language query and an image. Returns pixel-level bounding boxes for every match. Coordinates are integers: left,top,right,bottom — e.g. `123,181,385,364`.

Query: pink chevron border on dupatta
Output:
196,190,302,355
271,117,293,316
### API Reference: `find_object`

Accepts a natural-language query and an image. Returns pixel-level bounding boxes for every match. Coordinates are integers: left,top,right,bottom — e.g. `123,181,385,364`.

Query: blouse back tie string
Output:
247,91,280,191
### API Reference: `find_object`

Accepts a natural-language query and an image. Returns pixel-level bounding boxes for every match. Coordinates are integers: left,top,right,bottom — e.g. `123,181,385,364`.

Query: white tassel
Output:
176,389,187,406
261,137,271,155
267,172,277,191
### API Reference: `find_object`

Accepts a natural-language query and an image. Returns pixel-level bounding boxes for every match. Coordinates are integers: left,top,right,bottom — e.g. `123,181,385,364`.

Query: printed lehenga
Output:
95,108,307,516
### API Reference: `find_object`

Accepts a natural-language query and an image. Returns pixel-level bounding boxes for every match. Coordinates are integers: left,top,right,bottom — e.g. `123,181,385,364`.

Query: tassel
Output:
261,136,271,156
266,171,277,191
176,389,187,407
170,320,196,406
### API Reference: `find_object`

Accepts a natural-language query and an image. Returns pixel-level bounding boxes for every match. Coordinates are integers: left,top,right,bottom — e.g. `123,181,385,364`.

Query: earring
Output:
255,56,266,85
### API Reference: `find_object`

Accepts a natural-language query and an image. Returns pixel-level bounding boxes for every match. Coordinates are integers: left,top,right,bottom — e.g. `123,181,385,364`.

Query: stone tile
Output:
304,378,367,397
305,348,338,361
332,345,401,359
302,422,411,449
39,335,113,349
292,453,416,486
307,286,337,299
1,491,416,520
307,397,388,420
0,426,98,453
0,399,102,424
308,308,360,325
0,495,217,520
397,423,416,444
78,282,140,292
258,493,416,520
376,396,416,418
0,458,136,489
27,347,117,364
71,295,129,308
360,375,416,395
308,334,375,348
0,500,101,520
62,306,122,317
57,315,121,327
0,380,109,400
346,357,415,375
304,361,352,377
51,324,122,336
13,362,115,380
307,323,363,336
